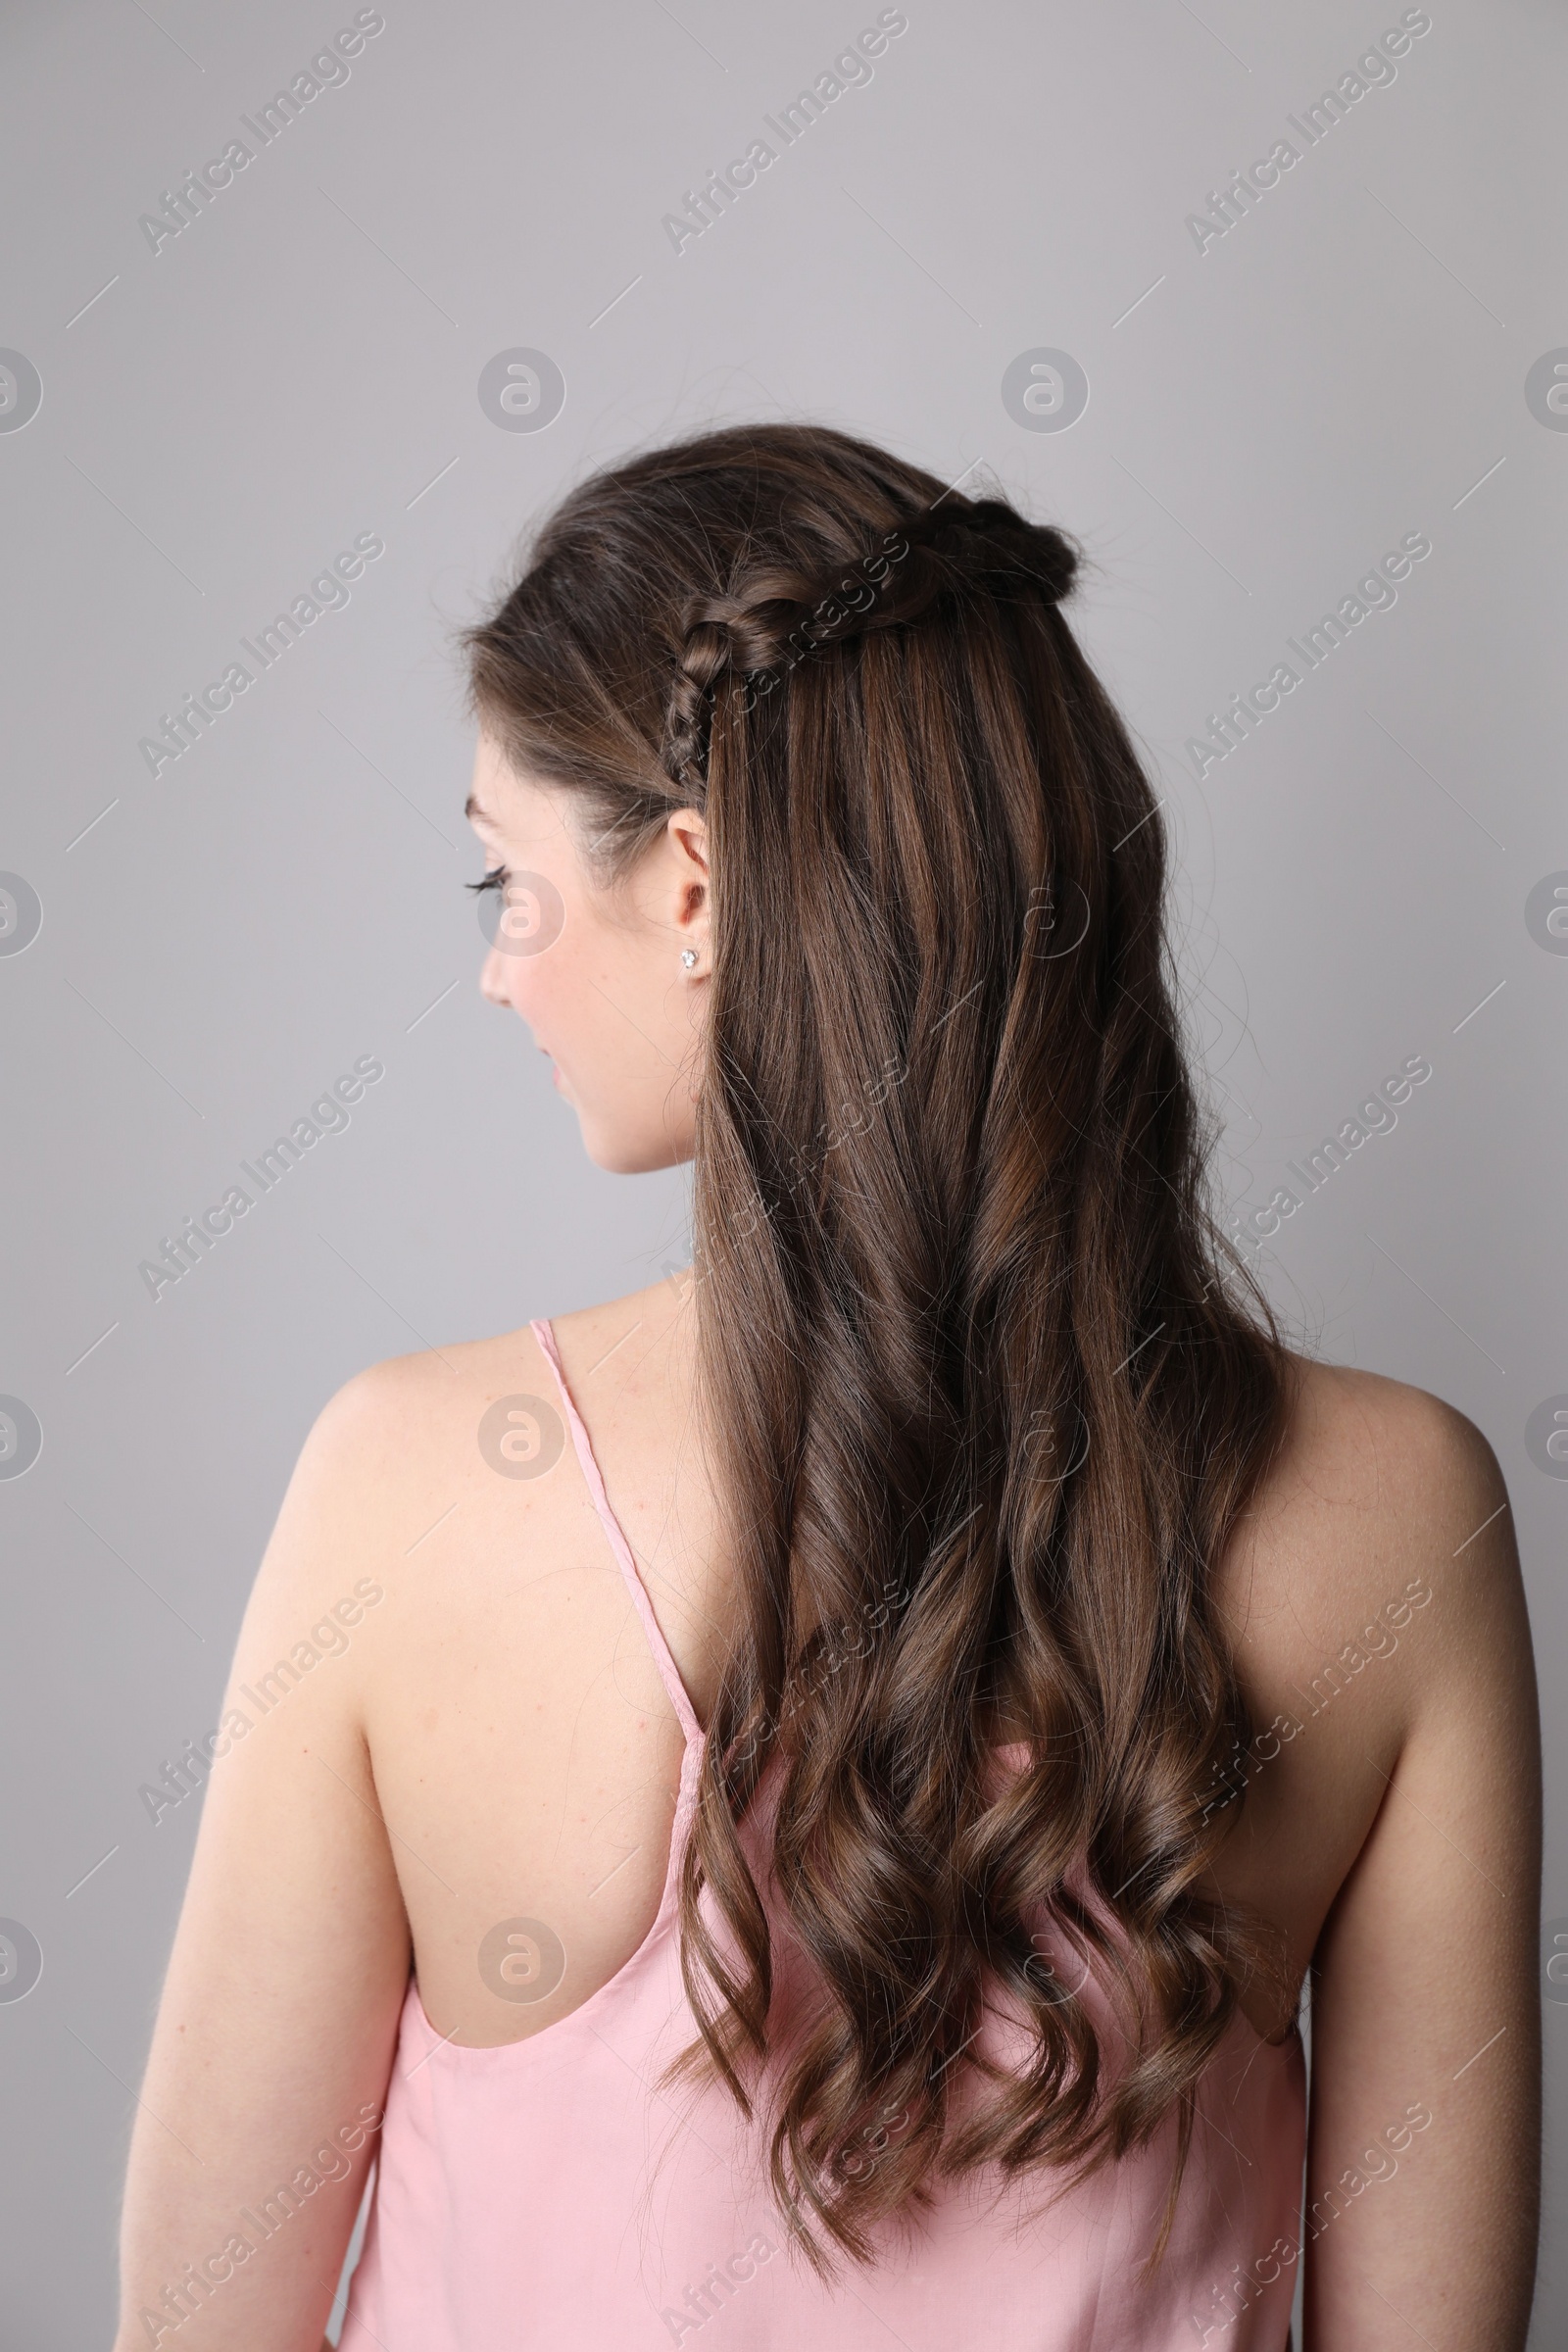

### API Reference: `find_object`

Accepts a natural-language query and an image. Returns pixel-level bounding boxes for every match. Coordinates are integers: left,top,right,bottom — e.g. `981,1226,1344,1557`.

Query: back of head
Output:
466,420,1291,2266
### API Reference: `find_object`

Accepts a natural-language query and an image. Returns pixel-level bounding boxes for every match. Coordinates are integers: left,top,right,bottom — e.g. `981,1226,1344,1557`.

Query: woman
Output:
113,422,1541,2349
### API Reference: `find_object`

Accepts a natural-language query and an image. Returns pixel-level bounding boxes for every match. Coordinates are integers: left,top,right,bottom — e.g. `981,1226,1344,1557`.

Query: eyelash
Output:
466,865,511,897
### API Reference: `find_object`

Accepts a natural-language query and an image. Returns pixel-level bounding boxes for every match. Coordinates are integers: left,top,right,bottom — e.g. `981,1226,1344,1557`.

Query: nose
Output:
480,940,513,1007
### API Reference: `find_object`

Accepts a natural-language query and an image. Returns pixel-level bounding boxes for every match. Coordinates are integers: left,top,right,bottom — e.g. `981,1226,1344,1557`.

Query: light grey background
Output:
1,0,1563,2341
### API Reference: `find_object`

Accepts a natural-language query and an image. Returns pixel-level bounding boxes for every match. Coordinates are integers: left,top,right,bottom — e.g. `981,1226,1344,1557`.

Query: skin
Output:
113,733,1542,2351
467,731,714,1171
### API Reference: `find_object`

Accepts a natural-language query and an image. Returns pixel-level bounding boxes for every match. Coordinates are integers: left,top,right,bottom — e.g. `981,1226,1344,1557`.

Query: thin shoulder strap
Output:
529,1317,703,1747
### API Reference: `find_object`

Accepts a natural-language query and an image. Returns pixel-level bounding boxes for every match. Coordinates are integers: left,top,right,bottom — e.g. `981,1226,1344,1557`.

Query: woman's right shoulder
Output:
276,1324,550,1525
264,1276,679,1590
237,1320,578,1641
307,1321,553,1468
313,1272,684,1451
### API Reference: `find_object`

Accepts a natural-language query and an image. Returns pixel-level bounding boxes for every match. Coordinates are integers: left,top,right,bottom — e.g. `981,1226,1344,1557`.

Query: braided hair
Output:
663,496,1079,790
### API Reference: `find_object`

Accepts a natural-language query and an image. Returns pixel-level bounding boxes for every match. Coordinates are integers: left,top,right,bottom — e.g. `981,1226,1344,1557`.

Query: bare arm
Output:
114,1372,414,2352
1303,1397,1542,2349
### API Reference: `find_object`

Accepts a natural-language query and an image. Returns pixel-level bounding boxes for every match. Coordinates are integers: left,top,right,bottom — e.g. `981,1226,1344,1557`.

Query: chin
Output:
576,1111,692,1176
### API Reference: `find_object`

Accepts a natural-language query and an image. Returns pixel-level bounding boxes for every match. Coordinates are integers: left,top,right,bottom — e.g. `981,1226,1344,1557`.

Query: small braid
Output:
662,494,1079,787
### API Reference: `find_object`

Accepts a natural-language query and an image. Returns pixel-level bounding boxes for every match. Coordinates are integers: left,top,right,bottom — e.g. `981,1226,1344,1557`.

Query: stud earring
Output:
680,948,699,971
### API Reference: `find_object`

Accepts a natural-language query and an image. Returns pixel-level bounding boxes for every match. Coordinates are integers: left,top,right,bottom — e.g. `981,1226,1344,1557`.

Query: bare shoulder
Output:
252,1326,545,1569
1243,1363,1543,2343
1214,1351,1523,1731
248,1276,685,1605
1252,1351,1508,1563
308,1320,552,1470
1198,1350,1538,2016
306,1271,680,1488
228,1320,598,1691
1274,1351,1507,1529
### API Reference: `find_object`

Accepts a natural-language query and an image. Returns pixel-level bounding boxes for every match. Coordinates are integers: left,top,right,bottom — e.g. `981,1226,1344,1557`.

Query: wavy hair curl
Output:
464,420,1294,2270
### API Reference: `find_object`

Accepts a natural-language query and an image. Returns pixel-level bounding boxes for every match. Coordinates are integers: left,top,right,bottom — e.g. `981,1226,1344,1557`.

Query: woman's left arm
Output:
1302,1397,1543,2350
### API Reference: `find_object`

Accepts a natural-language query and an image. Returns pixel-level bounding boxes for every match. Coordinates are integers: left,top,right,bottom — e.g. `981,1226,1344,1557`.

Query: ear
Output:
665,808,710,959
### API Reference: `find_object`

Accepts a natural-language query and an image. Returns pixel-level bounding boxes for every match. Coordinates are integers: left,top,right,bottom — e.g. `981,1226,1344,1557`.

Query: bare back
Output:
112,1273,1541,2350
331,1282,1491,2046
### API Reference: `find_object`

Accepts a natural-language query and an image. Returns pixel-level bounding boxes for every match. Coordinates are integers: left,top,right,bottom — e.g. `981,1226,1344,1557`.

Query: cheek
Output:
486,884,578,1014
500,908,609,1047
497,942,571,1028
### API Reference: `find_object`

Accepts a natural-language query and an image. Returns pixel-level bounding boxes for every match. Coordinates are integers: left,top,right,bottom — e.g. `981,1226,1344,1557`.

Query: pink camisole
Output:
339,1316,1306,2350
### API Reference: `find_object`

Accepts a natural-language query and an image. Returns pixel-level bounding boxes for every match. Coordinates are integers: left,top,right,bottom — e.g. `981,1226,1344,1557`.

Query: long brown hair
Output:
465,420,1294,2268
